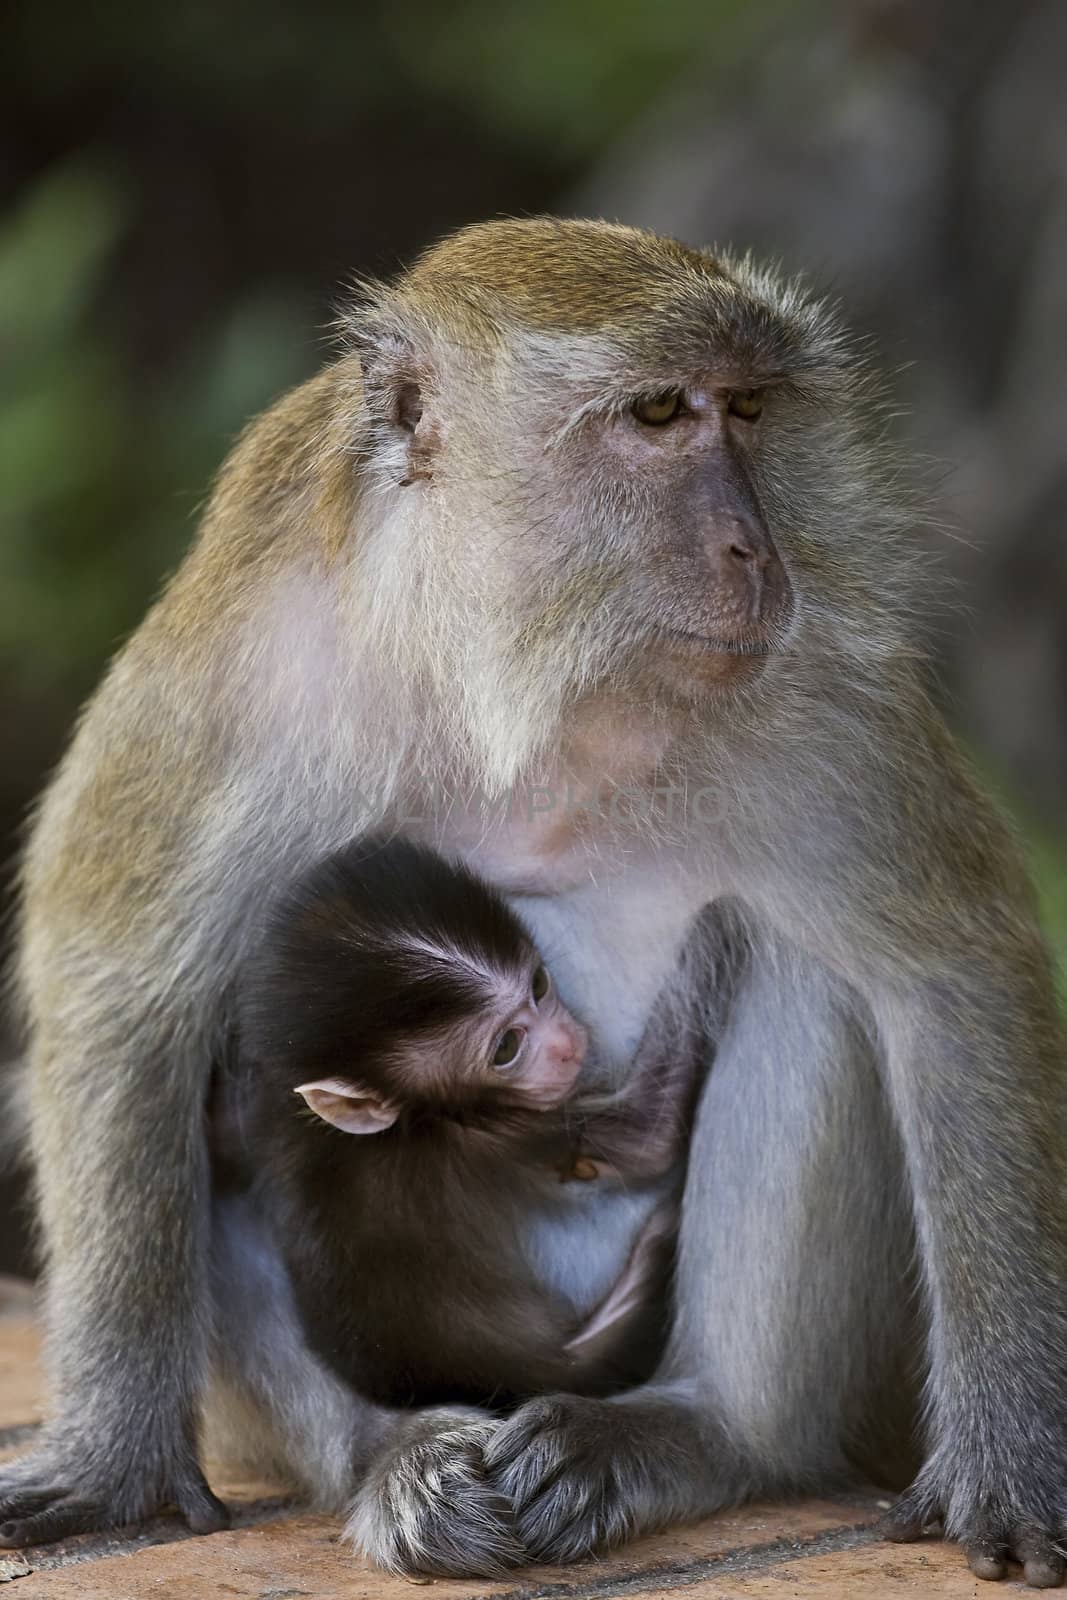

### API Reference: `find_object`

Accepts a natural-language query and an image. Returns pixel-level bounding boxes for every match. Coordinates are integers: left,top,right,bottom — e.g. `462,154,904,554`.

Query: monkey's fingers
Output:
0,1497,105,1548
347,1412,523,1577
484,1393,681,1566
879,1511,935,1542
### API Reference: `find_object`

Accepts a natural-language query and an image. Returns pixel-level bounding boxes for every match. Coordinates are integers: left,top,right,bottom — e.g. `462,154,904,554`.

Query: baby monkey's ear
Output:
294,1078,399,1135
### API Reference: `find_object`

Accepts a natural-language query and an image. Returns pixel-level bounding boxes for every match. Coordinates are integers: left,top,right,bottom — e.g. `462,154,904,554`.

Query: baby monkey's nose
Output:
550,1020,588,1067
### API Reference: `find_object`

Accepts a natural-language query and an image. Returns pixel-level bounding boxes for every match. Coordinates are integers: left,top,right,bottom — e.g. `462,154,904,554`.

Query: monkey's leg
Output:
869,967,1067,1590
563,1206,675,1361
0,1030,228,1548
204,1191,521,1575
354,945,916,1571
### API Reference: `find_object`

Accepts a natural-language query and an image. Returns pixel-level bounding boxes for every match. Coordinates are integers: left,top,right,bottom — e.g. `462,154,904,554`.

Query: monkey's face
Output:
354,220,905,778
420,329,800,711
291,961,586,1137
558,377,797,701
473,959,588,1110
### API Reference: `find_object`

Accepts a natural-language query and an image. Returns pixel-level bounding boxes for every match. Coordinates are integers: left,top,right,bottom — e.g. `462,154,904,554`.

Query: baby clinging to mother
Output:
6,218,1067,1590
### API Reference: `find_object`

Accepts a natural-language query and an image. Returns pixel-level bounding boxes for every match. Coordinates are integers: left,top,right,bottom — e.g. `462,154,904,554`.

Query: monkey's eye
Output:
727,388,763,422
531,964,550,1003
491,1028,526,1069
632,391,683,427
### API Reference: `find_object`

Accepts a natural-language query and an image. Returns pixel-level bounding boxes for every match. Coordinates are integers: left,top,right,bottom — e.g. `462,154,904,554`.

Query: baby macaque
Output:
228,837,709,1409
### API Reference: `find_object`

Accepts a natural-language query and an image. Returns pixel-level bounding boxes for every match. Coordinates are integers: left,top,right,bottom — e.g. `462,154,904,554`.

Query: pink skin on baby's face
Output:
295,956,587,1136
489,967,588,1109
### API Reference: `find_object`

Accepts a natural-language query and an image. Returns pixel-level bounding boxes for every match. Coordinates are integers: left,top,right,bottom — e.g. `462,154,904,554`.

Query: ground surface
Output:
0,1277,1028,1596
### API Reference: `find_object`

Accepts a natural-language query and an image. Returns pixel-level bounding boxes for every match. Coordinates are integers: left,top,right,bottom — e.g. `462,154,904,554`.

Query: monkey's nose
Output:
710,510,775,571
708,512,788,621
722,516,771,571
550,1021,587,1067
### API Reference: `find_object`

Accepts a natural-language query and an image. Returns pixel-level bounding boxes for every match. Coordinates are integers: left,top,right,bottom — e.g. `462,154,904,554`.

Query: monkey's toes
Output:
0,1494,105,1548
968,1525,1065,1589
959,1525,1066,1589
0,1448,229,1547
878,1487,939,1546
1017,1544,1067,1591
881,1489,1066,1588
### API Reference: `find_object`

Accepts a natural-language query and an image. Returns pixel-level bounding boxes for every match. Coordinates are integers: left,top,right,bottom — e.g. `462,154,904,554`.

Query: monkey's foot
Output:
0,1444,229,1548
483,1390,716,1565
882,1476,1066,1589
346,1408,521,1576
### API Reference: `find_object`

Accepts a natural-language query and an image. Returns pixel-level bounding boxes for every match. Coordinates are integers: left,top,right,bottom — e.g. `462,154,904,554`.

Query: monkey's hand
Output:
0,1438,229,1548
346,1408,521,1577
881,1460,1066,1590
482,1389,721,1565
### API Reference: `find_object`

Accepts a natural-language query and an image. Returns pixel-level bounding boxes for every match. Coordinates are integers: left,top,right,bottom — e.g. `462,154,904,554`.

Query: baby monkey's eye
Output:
531,964,550,1003
491,1028,525,1068
632,391,683,427
727,388,764,421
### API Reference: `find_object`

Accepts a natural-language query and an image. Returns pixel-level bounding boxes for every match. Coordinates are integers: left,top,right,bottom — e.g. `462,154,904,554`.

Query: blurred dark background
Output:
2,0,1066,1272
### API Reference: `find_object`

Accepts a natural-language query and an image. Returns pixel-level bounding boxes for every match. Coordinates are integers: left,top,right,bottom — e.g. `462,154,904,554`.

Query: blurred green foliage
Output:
385,0,753,157
0,161,312,687
977,761,1067,998
16,0,757,155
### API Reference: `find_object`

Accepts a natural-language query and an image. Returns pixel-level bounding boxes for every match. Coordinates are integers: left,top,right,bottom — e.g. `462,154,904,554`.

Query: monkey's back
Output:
253,1109,660,1410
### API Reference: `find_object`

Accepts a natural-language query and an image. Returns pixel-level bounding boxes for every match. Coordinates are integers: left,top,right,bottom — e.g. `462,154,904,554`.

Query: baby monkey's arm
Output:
568,904,730,1182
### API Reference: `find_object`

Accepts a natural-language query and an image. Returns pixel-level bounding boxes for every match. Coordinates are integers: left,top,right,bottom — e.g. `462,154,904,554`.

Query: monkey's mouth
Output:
665,630,776,657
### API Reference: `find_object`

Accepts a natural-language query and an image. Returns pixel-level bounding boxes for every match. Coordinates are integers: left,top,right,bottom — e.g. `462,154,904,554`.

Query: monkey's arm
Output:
0,369,368,1549
571,1037,700,1181
870,957,1067,1585
0,983,231,1545
571,904,730,1180
0,638,240,1547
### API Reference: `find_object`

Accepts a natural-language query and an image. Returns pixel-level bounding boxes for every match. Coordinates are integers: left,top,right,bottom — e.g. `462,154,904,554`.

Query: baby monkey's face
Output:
293,949,588,1137
473,955,588,1110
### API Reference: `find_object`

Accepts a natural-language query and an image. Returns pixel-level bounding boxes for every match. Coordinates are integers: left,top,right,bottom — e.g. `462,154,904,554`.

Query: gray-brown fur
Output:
224,835,707,1410
3,217,1067,1588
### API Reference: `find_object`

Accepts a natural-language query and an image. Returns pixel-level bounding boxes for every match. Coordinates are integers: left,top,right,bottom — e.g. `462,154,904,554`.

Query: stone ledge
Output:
0,1280,1031,1594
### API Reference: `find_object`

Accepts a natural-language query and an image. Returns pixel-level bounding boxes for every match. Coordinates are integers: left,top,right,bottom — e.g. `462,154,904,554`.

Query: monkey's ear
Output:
350,314,439,486
294,1078,399,1135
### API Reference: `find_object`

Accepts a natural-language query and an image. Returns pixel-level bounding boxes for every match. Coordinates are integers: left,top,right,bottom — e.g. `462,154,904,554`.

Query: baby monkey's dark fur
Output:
228,838,710,1410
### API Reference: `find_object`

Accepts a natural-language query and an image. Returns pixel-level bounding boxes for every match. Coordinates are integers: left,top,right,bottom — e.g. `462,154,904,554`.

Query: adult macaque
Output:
5,218,1067,1588
229,834,704,1407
